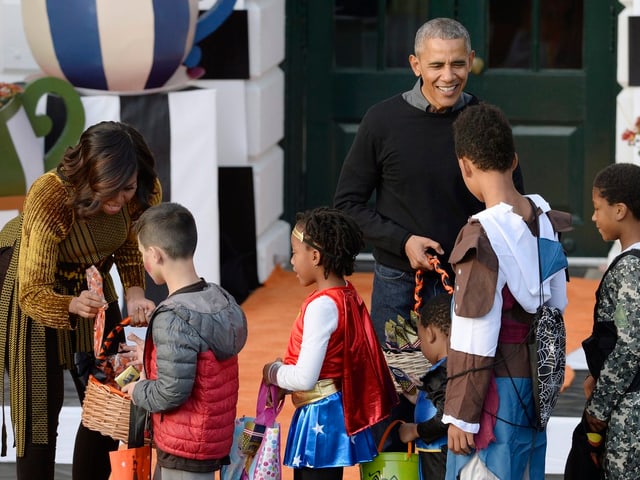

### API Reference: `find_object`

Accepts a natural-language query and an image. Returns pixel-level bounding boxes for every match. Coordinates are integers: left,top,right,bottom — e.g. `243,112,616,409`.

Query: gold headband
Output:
292,226,304,243
292,226,323,251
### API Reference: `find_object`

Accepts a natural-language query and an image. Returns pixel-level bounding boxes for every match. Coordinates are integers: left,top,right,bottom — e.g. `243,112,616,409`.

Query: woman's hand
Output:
69,290,107,318
125,286,155,326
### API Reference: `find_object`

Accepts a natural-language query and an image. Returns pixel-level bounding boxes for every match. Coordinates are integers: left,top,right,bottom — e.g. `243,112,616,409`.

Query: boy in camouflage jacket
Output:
580,163,640,479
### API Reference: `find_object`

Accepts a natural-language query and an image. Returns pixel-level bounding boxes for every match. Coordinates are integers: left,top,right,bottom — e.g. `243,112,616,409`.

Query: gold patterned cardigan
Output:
0,172,161,457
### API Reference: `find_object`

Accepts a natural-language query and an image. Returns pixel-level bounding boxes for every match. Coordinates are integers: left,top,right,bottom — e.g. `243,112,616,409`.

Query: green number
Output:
22,76,85,171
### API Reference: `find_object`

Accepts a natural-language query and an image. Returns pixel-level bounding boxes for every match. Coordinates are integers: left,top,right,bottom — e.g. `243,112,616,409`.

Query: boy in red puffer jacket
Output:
123,202,248,480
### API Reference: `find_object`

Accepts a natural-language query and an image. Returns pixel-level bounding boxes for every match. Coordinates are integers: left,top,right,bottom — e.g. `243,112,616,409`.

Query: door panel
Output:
512,125,583,212
285,0,620,257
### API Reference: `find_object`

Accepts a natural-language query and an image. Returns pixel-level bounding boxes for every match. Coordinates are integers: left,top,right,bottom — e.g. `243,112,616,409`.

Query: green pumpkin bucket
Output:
360,420,419,480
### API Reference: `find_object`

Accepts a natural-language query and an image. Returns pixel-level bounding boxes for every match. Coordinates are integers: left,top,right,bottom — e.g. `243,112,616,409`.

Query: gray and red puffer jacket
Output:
131,282,247,460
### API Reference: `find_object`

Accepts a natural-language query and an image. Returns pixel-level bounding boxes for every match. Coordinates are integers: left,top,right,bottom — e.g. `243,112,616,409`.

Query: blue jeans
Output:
371,262,446,345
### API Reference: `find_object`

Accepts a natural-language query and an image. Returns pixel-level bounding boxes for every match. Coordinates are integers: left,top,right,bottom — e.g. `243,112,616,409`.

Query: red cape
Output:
285,283,398,435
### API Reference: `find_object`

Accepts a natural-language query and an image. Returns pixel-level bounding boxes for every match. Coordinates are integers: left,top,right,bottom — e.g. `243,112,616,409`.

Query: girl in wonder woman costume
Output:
263,207,398,480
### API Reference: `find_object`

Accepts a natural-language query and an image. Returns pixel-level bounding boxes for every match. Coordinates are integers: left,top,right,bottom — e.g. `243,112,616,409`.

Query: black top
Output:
334,93,524,275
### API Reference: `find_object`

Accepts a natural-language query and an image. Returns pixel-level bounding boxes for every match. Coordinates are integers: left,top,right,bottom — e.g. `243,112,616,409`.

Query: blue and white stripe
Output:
22,0,197,91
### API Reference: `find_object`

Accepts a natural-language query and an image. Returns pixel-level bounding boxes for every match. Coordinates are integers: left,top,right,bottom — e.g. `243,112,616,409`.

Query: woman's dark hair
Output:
593,163,640,220
295,207,364,279
57,121,158,220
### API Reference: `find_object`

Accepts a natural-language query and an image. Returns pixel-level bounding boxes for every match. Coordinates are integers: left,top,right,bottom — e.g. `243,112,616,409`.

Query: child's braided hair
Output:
295,207,364,279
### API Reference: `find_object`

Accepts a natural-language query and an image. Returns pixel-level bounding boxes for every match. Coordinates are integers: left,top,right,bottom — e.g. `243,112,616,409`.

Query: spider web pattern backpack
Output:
529,293,566,430
528,221,569,431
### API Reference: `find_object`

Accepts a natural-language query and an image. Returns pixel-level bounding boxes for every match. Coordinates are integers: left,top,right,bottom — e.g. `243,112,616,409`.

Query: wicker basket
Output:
81,374,131,442
383,350,431,394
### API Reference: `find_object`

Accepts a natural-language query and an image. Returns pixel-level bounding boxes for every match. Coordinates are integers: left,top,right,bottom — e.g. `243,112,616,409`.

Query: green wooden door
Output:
284,0,621,257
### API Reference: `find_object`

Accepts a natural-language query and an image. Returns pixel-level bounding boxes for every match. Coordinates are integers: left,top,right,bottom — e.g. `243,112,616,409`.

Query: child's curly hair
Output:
593,163,640,220
295,207,364,279
418,293,452,337
453,103,515,173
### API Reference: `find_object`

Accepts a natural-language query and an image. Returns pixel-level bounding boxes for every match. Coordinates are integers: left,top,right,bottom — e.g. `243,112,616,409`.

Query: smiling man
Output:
333,17,524,452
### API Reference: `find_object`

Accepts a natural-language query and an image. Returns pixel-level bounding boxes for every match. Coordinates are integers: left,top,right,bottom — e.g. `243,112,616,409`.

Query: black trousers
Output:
294,466,343,480
16,317,119,480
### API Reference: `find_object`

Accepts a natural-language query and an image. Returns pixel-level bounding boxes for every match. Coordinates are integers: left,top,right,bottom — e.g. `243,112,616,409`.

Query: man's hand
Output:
404,235,444,271
448,424,475,455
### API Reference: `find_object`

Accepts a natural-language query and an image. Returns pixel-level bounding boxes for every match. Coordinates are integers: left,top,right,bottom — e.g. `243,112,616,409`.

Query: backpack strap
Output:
595,249,640,301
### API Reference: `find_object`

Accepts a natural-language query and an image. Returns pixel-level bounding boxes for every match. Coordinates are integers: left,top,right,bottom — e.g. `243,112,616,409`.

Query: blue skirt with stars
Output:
284,391,378,468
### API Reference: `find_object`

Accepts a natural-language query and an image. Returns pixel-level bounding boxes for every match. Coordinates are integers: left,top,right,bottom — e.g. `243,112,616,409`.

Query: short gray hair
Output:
414,18,471,54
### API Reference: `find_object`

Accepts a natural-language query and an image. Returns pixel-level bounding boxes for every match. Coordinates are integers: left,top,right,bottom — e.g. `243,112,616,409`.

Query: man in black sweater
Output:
333,17,524,450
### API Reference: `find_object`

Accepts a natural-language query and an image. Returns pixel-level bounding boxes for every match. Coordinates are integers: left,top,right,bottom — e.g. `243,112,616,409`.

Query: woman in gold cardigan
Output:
0,121,162,480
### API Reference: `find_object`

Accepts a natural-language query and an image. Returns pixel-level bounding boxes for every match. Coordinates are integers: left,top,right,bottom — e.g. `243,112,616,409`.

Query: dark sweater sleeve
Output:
333,102,412,256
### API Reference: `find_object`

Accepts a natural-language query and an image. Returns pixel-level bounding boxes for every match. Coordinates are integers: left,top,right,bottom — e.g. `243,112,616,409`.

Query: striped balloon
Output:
22,0,200,91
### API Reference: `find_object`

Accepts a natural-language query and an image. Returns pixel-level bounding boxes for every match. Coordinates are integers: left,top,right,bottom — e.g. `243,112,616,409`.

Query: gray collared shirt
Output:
402,78,472,113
